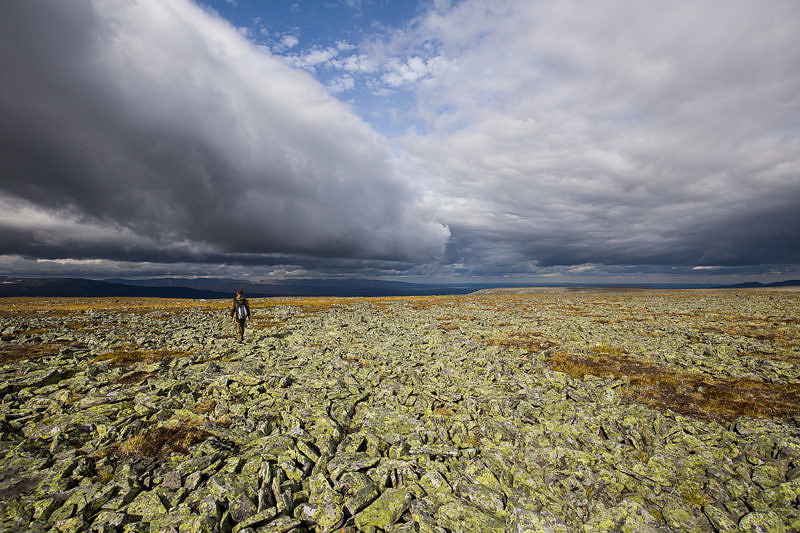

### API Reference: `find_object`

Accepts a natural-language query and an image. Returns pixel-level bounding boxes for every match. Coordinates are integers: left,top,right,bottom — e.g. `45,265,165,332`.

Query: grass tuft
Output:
592,344,628,355
680,486,710,507
117,424,211,458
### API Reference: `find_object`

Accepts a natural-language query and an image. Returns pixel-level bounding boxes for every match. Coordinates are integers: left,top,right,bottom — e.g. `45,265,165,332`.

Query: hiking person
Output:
230,290,250,343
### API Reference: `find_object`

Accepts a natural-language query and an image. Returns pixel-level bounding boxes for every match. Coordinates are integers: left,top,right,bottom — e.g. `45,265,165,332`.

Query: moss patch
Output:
483,331,560,353
0,343,63,365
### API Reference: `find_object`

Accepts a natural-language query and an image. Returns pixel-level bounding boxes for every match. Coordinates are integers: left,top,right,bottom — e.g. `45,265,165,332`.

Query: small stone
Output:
163,471,182,490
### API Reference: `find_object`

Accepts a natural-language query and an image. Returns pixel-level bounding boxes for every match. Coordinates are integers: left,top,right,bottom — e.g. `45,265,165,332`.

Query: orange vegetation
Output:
546,351,800,422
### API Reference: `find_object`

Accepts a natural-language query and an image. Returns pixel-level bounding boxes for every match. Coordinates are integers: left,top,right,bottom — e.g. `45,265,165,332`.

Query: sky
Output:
1,0,799,285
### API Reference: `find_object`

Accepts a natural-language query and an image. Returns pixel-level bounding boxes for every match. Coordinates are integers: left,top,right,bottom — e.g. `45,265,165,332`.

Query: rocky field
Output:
1,288,799,532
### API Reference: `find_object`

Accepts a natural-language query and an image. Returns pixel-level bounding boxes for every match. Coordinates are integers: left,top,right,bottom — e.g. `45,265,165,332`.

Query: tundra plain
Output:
1,288,799,532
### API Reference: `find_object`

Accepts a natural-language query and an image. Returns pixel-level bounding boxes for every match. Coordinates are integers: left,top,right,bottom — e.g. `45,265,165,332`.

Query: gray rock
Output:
355,488,413,530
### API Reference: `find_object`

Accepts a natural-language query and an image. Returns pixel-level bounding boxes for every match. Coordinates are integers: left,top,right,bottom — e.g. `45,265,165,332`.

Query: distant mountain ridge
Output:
104,277,480,297
3,276,797,298
711,279,800,289
0,277,227,298
0,276,478,298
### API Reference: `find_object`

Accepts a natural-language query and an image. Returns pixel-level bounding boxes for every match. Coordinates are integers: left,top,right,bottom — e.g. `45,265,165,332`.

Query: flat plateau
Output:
1,289,799,532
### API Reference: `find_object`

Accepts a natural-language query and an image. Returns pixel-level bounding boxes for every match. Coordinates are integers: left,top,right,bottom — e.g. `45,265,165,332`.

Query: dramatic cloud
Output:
1,0,798,283
0,1,449,269
384,1,800,273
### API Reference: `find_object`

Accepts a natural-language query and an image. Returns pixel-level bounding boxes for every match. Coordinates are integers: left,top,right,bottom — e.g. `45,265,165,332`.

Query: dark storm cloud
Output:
395,0,800,274
0,1,449,268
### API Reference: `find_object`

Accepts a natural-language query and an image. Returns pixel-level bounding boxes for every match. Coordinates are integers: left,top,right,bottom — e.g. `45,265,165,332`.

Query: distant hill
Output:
0,276,479,298
0,277,228,298
6,275,790,298
105,277,479,297
711,280,800,289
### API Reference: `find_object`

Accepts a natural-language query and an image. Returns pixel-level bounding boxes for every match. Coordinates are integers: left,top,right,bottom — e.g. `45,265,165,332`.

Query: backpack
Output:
235,301,249,320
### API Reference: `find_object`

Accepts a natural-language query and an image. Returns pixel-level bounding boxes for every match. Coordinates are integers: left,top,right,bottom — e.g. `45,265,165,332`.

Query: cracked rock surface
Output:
1,289,799,532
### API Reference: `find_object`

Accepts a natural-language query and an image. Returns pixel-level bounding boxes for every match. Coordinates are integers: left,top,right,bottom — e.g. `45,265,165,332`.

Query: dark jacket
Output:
231,295,250,320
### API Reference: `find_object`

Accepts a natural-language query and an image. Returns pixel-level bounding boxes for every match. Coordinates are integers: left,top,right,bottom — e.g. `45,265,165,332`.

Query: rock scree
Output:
1,289,799,531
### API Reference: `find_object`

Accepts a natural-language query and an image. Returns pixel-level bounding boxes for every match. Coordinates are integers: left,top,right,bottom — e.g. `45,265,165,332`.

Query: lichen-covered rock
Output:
125,490,168,520
207,470,255,504
51,515,87,532
231,507,277,533
583,498,659,532
175,514,218,533
419,470,452,495
295,500,343,531
751,463,785,489
455,480,506,514
354,488,413,530
661,500,712,532
345,483,380,515
701,504,738,532
738,510,788,532
90,510,128,531
32,497,62,522
512,507,573,533
250,514,301,533
435,496,505,532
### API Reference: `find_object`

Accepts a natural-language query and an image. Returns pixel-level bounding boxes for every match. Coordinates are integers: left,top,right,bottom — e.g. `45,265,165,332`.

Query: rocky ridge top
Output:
0,290,799,532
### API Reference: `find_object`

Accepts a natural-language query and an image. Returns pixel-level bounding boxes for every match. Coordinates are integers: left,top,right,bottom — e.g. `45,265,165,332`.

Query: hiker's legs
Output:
236,319,245,342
